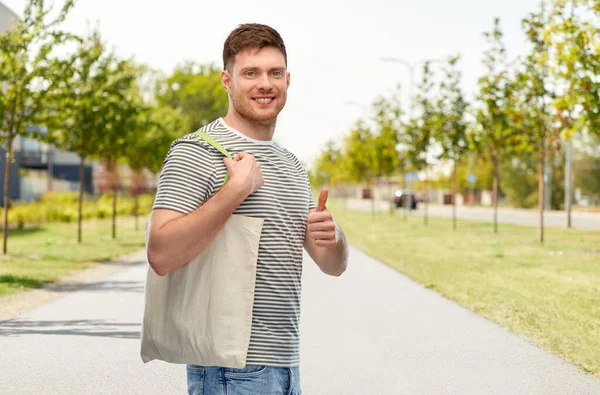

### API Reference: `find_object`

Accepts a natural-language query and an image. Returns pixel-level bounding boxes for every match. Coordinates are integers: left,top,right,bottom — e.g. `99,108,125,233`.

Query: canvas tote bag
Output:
141,132,264,368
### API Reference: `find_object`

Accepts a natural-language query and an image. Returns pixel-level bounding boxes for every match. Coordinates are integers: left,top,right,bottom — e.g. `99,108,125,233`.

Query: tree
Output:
95,60,140,240
545,0,599,227
471,18,520,233
342,120,377,213
311,140,342,187
516,3,559,243
575,1,600,140
125,102,187,230
370,89,402,214
500,153,540,208
434,55,469,230
438,154,494,198
156,62,228,131
0,0,74,253
405,62,439,225
43,29,133,243
573,135,600,205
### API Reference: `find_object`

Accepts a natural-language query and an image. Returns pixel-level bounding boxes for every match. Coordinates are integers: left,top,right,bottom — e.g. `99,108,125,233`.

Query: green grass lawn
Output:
0,216,147,297
330,199,600,376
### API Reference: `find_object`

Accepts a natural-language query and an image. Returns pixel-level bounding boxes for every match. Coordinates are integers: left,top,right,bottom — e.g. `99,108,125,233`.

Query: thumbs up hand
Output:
307,189,337,248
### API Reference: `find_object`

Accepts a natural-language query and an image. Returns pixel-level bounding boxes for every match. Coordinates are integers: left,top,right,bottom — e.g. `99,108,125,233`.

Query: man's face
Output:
222,46,290,125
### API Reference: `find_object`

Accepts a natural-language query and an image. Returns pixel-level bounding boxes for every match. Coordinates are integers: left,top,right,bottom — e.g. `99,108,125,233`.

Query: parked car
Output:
393,190,417,210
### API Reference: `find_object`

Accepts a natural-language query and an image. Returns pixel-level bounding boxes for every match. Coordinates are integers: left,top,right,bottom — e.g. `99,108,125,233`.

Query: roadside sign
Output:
404,172,419,182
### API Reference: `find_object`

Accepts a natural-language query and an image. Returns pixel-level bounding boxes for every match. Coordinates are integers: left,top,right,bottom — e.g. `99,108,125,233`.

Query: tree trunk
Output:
539,139,545,244
403,178,408,222
388,179,394,216
565,138,572,228
112,185,117,240
492,155,499,234
424,167,429,226
452,160,457,231
3,143,13,255
369,181,375,216
134,193,139,231
78,156,85,243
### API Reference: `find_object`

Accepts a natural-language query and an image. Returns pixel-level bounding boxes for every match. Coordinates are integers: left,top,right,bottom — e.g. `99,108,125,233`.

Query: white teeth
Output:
255,98,273,103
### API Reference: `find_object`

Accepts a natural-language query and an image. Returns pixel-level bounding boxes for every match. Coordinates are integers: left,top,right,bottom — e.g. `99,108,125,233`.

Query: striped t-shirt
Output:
152,118,316,367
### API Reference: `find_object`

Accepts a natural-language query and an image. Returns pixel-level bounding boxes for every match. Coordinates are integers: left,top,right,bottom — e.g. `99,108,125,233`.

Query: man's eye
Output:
245,71,256,77
272,71,282,77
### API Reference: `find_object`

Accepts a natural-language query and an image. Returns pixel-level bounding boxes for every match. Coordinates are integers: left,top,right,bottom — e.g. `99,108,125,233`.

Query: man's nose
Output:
256,73,274,90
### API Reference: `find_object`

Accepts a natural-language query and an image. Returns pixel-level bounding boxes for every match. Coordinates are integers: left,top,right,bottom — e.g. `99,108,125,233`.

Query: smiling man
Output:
146,24,349,395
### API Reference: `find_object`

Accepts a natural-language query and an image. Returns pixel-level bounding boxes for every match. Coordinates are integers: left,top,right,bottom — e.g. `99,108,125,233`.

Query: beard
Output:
229,87,287,127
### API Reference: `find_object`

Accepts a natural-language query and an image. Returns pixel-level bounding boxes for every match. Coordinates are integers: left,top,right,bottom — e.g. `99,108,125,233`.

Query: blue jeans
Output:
187,364,302,395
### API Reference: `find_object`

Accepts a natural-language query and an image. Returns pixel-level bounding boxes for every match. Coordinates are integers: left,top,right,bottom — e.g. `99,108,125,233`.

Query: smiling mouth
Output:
252,97,275,104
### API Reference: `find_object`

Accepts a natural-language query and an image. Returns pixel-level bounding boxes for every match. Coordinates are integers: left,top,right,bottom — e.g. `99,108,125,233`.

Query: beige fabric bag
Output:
141,132,263,368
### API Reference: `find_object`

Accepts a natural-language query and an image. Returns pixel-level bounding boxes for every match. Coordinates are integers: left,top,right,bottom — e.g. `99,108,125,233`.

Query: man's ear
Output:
222,69,232,94
286,71,291,89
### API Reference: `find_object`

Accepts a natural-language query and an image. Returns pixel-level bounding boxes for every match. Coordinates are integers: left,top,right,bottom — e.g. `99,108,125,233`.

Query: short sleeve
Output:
152,140,217,214
282,146,316,211
307,176,316,211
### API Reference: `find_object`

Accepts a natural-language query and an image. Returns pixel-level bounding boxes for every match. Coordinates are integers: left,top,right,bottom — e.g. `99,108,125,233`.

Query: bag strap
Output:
195,131,232,184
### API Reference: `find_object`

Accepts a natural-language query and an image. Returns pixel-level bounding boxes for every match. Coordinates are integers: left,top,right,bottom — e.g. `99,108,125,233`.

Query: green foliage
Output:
434,56,469,162
342,120,376,185
310,140,348,187
438,155,495,195
548,0,600,140
370,87,402,179
472,18,521,165
0,0,75,150
573,134,600,204
0,217,147,298
405,62,438,171
43,29,136,161
500,150,565,209
156,62,228,130
0,0,76,252
2,192,154,227
126,100,186,175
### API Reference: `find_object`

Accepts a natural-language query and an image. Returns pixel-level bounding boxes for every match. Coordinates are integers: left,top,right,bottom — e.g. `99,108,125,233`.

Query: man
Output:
147,23,349,394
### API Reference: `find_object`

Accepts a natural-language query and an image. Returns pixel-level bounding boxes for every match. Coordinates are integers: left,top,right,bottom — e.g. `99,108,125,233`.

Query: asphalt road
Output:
1,248,600,394
348,198,600,230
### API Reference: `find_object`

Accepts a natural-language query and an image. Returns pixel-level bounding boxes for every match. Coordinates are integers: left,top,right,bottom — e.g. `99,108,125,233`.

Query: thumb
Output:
316,188,328,212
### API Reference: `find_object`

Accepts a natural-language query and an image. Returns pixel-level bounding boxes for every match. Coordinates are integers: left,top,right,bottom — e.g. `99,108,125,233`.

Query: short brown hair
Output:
223,24,287,71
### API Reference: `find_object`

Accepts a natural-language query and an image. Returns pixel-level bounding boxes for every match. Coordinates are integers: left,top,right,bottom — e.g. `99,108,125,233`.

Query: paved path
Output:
2,249,600,394
348,198,600,230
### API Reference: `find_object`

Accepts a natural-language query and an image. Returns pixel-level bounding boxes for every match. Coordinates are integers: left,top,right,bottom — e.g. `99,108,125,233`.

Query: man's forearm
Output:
314,230,349,276
147,183,246,276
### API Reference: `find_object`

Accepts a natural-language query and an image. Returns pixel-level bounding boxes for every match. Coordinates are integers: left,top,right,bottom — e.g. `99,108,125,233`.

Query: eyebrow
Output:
239,66,286,72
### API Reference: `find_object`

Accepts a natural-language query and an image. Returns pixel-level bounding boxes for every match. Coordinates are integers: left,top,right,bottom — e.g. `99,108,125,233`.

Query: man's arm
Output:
303,189,349,276
147,152,263,276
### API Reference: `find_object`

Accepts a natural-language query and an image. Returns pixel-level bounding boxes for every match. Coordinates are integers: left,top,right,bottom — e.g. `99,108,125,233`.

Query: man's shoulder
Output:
170,119,225,152
275,145,306,173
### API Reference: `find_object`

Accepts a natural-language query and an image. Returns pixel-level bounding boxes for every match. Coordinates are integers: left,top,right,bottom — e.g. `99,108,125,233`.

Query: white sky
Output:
3,0,542,166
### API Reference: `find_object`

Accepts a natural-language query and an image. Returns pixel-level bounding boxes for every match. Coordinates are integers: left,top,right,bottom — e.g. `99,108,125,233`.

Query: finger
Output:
316,189,328,212
308,211,333,224
308,221,334,233
310,231,335,240
224,157,235,172
236,152,252,161
315,239,336,247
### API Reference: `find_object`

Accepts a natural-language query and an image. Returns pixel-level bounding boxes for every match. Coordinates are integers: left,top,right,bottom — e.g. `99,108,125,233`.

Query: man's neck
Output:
223,111,276,142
